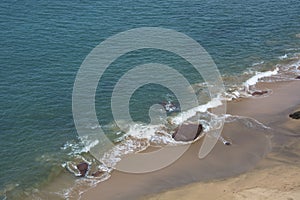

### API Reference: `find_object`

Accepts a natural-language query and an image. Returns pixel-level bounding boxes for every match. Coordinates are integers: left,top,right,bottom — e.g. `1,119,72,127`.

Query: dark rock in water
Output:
77,162,89,177
295,75,300,79
92,170,104,177
160,101,180,113
289,111,300,119
252,90,268,96
172,123,203,142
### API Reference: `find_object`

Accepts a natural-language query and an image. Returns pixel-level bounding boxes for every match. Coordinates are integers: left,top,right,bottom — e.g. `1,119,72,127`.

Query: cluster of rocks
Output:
75,162,104,177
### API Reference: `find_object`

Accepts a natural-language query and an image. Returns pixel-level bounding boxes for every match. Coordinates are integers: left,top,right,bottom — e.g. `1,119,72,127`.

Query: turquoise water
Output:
1,0,300,199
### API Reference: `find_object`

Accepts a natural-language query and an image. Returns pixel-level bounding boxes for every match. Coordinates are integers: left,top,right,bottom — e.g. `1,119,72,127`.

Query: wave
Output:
251,61,265,66
279,54,288,60
171,97,223,125
60,54,300,198
61,136,99,156
223,114,271,130
243,67,279,91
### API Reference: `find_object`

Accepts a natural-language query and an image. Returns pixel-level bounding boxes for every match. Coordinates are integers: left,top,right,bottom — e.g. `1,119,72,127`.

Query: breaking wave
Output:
60,54,300,199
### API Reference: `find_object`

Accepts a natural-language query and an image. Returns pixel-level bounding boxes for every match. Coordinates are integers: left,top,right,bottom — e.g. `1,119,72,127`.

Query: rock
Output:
76,162,89,177
172,123,203,142
160,101,180,113
295,75,300,79
289,111,300,119
92,170,104,177
252,90,268,96
219,136,231,146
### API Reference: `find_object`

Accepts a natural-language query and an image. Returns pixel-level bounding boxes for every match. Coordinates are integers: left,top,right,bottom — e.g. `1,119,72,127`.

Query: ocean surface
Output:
0,0,300,199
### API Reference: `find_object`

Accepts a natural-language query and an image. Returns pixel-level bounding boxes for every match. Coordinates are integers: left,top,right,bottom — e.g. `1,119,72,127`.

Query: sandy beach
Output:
142,165,300,200
79,80,300,200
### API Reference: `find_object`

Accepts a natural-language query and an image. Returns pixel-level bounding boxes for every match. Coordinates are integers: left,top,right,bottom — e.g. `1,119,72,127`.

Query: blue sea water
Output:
0,0,300,199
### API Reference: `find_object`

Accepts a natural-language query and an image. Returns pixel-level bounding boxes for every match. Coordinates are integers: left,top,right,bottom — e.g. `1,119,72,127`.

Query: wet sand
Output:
81,80,300,200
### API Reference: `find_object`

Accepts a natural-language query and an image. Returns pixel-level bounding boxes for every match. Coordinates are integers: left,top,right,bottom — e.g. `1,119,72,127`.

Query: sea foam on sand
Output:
79,67,300,200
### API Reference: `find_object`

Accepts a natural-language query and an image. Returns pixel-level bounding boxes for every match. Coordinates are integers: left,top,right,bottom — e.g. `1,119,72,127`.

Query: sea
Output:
0,0,300,199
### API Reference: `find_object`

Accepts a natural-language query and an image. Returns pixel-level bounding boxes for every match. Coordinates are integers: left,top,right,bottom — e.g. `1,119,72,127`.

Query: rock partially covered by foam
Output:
289,111,300,119
295,75,300,79
172,123,203,142
77,162,89,177
160,101,180,113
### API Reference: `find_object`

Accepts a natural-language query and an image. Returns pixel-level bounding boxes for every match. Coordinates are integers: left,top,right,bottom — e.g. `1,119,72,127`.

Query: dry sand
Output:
142,164,300,200
81,80,300,200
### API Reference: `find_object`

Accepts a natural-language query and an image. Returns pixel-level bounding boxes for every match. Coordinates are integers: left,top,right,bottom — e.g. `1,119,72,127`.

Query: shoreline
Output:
142,80,300,200
80,80,300,200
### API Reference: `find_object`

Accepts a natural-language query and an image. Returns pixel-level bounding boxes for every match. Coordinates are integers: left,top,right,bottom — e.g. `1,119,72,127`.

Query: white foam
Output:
170,97,223,125
252,61,264,66
243,67,279,91
61,56,300,200
61,137,99,156
98,122,182,170
164,101,178,112
63,63,289,188
291,59,300,70
65,162,82,177
125,124,161,140
286,47,300,52
278,57,300,75
81,139,99,153
224,90,244,101
99,137,150,169
279,54,288,60
223,114,271,130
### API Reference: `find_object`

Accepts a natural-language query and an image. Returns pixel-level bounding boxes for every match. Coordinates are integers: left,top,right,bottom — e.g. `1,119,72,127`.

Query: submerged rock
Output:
289,111,300,119
92,170,104,177
252,90,268,96
172,123,203,142
160,101,180,113
77,162,89,177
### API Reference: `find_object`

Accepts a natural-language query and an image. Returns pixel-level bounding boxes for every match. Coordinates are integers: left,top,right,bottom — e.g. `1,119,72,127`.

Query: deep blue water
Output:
0,0,300,199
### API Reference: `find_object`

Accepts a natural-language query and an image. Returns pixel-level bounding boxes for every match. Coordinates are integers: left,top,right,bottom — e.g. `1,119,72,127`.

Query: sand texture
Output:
81,80,300,200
